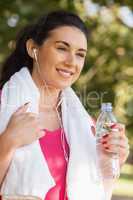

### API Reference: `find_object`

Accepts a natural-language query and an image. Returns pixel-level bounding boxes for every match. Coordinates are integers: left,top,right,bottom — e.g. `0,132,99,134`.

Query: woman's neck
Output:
32,68,61,110
39,87,61,111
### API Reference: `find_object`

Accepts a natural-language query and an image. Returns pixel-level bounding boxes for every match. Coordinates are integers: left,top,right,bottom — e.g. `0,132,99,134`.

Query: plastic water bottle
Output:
96,102,120,180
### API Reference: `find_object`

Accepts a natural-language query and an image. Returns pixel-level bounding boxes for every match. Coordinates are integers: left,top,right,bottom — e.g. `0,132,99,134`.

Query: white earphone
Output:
33,48,38,61
32,48,68,162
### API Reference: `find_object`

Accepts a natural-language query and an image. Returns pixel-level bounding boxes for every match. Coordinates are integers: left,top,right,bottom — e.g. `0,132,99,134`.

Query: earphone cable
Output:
35,56,69,163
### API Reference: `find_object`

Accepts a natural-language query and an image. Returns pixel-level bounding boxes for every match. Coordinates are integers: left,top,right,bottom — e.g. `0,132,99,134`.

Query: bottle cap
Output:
101,102,112,112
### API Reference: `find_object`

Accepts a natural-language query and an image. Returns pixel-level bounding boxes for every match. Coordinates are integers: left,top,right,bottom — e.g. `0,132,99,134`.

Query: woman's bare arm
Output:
0,131,15,187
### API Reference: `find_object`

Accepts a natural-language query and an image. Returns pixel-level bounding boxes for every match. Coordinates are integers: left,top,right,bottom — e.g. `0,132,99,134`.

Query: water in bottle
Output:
96,102,120,180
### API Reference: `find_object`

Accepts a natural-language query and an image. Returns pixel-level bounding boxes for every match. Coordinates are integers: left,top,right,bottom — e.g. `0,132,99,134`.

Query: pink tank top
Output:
39,128,69,200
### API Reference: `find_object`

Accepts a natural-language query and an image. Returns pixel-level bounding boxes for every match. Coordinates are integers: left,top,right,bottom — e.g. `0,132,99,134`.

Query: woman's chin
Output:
48,80,73,90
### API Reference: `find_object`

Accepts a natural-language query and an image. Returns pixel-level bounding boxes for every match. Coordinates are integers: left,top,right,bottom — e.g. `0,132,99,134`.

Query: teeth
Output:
57,69,73,78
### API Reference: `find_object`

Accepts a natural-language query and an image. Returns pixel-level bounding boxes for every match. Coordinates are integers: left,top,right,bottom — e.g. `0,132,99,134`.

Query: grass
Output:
113,163,133,197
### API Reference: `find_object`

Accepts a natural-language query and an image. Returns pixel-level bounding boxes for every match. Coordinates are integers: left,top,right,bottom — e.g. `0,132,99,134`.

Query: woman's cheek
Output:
72,71,81,83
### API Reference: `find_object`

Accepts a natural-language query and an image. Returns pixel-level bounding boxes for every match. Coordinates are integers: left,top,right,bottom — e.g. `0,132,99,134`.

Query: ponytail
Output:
0,25,35,89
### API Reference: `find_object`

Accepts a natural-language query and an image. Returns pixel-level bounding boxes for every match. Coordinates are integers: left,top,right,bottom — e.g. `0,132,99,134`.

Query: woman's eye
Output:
57,47,67,51
76,53,85,58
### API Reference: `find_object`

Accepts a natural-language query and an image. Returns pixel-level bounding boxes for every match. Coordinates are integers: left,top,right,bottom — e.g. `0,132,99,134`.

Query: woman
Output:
0,10,129,200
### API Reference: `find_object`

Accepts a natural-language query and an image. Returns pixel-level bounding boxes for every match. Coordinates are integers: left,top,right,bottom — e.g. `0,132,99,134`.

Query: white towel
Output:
0,67,105,200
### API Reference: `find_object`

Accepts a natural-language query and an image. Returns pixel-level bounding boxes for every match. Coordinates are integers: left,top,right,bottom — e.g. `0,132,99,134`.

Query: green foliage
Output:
92,0,133,9
74,1,133,156
113,164,133,197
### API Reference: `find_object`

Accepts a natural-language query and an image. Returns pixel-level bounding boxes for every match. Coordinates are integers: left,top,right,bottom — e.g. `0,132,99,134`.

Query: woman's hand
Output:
2,103,45,150
100,123,129,166
0,103,45,186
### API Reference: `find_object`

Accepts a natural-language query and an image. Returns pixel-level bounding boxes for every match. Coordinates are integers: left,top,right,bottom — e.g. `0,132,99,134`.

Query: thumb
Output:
14,102,30,115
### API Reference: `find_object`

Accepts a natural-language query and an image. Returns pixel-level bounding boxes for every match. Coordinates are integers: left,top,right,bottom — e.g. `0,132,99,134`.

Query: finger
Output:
102,131,126,141
119,146,130,157
102,137,129,148
106,145,130,165
119,148,130,165
102,141,129,154
103,143,129,152
104,146,129,161
112,123,125,135
115,123,125,130
26,112,38,118
103,123,125,136
14,102,30,115
102,144,120,154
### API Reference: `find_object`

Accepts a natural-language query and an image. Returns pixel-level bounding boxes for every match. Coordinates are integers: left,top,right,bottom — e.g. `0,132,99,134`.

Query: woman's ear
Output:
26,39,37,59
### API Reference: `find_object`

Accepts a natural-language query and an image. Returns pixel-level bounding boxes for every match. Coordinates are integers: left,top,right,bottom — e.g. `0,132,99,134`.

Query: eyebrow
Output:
55,40,87,52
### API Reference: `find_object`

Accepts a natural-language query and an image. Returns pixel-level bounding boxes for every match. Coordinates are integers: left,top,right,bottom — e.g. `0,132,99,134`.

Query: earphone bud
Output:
33,48,38,61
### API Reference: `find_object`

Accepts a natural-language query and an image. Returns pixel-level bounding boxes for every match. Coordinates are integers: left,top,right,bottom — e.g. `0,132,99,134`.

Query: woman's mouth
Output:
56,68,74,78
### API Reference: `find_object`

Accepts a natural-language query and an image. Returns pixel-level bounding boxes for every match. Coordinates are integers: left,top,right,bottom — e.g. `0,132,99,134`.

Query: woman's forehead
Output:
46,26,88,50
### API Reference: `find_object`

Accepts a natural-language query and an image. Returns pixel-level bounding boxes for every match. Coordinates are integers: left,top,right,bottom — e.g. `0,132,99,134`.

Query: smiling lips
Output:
56,68,74,78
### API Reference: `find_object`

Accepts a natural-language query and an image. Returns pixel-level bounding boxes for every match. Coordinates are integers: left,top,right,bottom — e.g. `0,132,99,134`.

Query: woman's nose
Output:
65,53,76,67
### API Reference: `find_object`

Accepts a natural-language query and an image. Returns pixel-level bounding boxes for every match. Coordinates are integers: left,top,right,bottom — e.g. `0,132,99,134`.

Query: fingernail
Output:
103,134,109,138
110,123,117,128
24,102,30,106
102,141,107,144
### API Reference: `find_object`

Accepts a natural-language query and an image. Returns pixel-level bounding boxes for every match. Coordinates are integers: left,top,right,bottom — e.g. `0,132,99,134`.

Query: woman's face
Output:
33,26,87,90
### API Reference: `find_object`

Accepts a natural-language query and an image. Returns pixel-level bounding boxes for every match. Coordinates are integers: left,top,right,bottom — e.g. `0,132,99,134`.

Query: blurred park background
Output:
0,0,132,199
